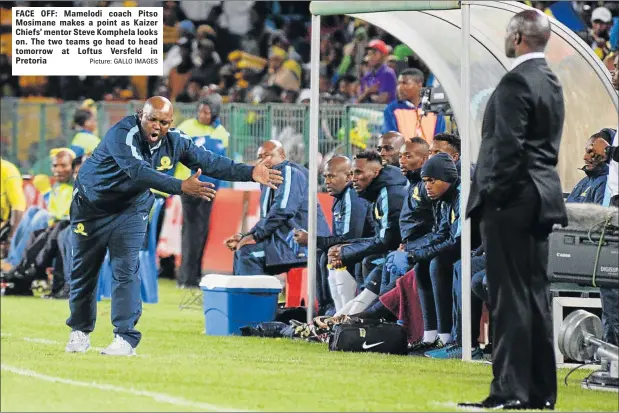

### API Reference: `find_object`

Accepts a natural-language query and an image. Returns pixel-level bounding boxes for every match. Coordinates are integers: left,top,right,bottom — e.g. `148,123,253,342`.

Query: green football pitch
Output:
1,279,617,412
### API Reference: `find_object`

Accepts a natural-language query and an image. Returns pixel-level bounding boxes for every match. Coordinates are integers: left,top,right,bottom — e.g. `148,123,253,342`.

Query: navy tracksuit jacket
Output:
566,164,608,205
314,183,374,309
399,169,434,245
317,183,374,252
340,165,408,266
67,115,254,347
234,159,330,275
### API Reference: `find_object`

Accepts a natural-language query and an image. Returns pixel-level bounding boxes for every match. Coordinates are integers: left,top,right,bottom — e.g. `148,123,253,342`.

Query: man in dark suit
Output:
459,10,567,411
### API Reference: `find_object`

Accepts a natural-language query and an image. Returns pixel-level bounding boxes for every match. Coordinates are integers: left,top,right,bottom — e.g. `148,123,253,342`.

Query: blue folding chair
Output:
96,197,165,304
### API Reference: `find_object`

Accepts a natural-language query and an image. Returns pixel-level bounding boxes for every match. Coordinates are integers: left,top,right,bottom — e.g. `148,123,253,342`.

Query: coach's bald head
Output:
505,9,551,59
257,140,286,168
140,96,174,145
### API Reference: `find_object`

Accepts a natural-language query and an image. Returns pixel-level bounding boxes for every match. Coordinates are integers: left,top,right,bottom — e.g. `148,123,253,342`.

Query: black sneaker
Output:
408,337,446,354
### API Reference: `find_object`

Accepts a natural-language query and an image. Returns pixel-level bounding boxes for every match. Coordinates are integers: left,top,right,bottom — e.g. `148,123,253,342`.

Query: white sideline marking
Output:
433,401,485,411
1,364,251,412
23,337,60,345
8,334,148,357
0,332,12,337
22,336,106,353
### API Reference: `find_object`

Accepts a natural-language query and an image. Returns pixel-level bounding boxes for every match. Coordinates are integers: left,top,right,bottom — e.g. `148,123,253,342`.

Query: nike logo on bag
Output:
142,215,148,220
361,341,384,350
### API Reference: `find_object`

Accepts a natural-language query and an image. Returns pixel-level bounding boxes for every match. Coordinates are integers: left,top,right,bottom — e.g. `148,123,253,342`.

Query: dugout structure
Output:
305,0,618,360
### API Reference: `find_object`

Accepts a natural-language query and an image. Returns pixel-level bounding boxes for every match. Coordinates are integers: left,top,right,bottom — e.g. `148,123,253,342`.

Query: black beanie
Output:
421,153,459,183
597,128,616,145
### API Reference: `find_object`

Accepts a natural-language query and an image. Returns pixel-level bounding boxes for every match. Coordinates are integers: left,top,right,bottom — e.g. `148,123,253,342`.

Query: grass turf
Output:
1,279,617,412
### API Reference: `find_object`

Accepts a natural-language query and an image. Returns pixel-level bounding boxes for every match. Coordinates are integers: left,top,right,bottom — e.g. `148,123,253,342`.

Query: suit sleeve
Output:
340,187,403,264
484,73,531,207
177,131,254,182
251,165,301,242
109,128,183,195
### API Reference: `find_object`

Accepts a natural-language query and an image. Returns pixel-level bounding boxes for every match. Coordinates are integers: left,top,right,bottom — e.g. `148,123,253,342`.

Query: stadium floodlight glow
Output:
558,310,619,392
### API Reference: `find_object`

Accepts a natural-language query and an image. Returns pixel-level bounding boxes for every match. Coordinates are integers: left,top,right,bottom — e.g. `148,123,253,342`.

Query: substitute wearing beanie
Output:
407,153,467,352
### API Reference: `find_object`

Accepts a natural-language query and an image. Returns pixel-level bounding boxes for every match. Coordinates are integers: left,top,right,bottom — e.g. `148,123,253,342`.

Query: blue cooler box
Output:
200,274,283,336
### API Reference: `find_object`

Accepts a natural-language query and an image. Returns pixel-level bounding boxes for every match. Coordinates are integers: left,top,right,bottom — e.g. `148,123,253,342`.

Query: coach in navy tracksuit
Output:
231,141,330,275
65,97,281,356
294,156,374,314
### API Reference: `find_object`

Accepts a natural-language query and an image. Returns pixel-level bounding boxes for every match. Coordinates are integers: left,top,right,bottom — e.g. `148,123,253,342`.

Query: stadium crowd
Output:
0,1,618,362
1,1,617,103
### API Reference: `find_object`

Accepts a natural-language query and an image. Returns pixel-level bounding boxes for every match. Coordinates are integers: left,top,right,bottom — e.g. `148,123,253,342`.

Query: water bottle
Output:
397,320,405,327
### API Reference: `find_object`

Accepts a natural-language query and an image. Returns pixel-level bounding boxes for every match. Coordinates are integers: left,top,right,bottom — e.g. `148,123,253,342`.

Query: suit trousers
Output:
481,182,556,405
179,194,213,286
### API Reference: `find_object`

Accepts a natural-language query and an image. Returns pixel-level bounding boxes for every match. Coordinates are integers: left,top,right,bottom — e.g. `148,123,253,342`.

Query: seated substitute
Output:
327,150,408,316
294,155,374,315
230,141,330,275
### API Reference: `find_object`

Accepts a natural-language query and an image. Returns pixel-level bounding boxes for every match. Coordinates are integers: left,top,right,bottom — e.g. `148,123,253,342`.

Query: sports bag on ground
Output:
328,318,408,355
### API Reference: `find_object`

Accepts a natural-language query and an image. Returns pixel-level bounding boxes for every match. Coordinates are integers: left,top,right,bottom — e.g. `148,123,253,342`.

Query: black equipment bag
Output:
328,319,408,355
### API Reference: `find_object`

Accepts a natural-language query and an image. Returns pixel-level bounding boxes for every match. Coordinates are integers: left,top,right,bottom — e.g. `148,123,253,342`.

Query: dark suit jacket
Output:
466,58,568,228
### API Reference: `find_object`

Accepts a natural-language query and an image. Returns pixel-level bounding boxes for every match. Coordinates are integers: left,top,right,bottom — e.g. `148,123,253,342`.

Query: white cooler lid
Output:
199,274,283,291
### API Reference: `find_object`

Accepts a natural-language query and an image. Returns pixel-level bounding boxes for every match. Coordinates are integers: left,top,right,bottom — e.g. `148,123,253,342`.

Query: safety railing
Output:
0,98,388,174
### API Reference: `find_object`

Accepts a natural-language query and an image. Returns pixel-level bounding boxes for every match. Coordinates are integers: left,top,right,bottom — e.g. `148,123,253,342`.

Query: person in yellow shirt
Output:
174,94,229,288
0,159,26,263
71,109,101,158
2,149,76,296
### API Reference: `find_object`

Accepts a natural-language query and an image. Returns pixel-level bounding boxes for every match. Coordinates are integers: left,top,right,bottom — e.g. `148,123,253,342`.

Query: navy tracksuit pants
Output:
66,195,149,348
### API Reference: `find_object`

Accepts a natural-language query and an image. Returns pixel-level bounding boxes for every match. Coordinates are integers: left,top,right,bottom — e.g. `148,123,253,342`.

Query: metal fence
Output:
0,98,388,175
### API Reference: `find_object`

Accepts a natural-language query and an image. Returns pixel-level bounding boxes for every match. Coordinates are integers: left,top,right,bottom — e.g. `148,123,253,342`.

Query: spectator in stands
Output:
0,53,19,98
163,25,197,78
333,75,358,103
566,130,612,204
586,7,613,61
382,68,446,140
293,156,374,315
229,140,330,275
2,149,76,296
337,27,368,82
4,188,54,272
175,76,204,103
327,151,407,316
264,46,300,92
175,95,229,288
0,159,26,264
407,153,465,352
189,39,222,87
357,39,397,104
70,109,100,157
376,131,405,167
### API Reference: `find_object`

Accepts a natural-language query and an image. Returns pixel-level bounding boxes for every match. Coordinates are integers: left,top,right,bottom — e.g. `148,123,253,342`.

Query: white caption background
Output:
12,7,163,76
